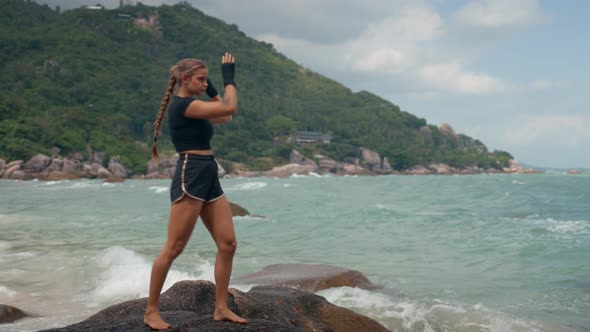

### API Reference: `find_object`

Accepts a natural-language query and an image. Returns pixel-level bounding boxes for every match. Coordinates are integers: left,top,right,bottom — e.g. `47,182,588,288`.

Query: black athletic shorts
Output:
170,154,224,204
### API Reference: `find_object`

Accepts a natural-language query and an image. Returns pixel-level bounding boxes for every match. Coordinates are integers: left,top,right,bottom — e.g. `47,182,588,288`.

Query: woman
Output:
144,52,247,330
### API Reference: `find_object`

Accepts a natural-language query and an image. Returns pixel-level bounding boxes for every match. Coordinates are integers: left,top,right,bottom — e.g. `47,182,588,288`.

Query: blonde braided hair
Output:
152,59,207,159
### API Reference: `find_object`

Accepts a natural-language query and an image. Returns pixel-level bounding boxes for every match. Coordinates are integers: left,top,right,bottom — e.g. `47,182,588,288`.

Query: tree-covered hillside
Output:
0,0,512,173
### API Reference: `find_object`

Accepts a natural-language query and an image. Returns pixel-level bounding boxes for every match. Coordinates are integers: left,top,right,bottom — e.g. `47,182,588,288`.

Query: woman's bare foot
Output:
214,307,248,324
144,309,171,330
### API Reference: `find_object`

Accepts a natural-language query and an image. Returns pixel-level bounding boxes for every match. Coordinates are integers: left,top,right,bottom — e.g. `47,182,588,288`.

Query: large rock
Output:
340,163,367,176
262,163,316,177
61,159,81,174
290,150,318,168
45,158,64,173
359,148,381,171
42,280,389,332
47,171,81,181
502,160,543,174
5,160,23,169
108,156,128,178
317,158,341,174
0,159,5,177
229,202,250,216
104,176,125,183
1,164,22,179
233,264,376,292
0,304,29,324
24,153,51,173
428,163,456,175
406,165,431,175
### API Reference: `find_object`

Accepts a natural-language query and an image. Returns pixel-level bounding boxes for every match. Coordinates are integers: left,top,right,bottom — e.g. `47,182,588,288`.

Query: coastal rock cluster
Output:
33,264,389,332
0,147,540,181
0,146,130,181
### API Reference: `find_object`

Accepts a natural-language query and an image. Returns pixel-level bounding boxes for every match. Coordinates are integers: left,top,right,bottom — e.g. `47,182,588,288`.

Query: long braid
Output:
152,75,176,159
151,59,206,160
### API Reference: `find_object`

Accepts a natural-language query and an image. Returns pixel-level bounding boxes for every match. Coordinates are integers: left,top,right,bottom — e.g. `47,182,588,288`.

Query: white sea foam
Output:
0,214,43,223
283,183,296,187
89,246,213,306
101,182,116,187
0,284,16,297
148,186,169,194
226,182,267,191
545,219,588,235
69,182,99,189
317,287,546,332
0,241,11,251
512,180,526,185
233,215,274,224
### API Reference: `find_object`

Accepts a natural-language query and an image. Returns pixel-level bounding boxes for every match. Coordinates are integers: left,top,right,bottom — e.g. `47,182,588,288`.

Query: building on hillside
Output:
289,131,332,144
85,4,105,10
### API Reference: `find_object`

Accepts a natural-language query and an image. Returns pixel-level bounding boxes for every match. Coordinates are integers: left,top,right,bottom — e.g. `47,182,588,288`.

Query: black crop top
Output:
168,96,214,151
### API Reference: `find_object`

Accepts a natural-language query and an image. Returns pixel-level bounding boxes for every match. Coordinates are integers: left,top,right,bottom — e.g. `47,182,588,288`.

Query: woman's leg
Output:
200,195,247,323
144,196,203,330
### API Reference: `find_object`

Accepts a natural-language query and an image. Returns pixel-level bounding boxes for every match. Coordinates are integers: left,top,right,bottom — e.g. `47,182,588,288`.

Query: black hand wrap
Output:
221,62,236,87
205,79,218,98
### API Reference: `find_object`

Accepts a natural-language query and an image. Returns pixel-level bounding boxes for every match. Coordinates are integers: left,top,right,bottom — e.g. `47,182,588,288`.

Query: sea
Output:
0,172,589,332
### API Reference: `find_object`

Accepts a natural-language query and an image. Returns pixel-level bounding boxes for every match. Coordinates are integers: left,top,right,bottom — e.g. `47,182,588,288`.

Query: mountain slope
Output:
0,0,512,172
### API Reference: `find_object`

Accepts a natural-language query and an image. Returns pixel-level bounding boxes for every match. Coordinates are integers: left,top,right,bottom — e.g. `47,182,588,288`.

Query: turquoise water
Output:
0,173,589,331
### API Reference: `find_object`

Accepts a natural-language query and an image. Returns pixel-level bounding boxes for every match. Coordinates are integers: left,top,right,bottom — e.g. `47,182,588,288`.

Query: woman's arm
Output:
208,95,233,124
184,53,237,120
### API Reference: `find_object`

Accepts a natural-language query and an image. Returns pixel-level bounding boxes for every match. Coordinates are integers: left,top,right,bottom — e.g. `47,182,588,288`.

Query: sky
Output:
35,0,590,169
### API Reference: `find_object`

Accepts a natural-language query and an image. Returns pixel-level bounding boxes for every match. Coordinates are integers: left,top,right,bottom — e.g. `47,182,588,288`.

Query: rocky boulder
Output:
340,163,368,176
233,264,377,292
108,156,128,178
104,176,125,183
290,150,318,168
229,202,250,217
317,157,341,174
406,165,431,175
0,304,29,324
24,154,51,173
428,163,456,175
1,163,23,180
46,171,81,181
262,164,316,177
41,280,389,332
359,148,381,171
502,160,543,174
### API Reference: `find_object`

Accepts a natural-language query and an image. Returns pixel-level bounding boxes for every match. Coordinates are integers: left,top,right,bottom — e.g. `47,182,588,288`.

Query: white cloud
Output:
419,62,506,94
503,115,590,146
454,0,542,29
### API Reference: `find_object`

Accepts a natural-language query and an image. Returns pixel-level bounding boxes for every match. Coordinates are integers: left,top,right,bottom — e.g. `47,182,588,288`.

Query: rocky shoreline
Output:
3,264,391,332
0,147,542,181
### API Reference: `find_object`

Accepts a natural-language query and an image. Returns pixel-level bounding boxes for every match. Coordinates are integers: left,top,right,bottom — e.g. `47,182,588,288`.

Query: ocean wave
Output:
546,219,588,235
89,246,214,306
524,217,589,235
0,214,44,223
0,284,16,297
148,186,169,194
512,180,527,185
226,182,268,191
0,241,11,251
233,215,274,224
317,287,549,332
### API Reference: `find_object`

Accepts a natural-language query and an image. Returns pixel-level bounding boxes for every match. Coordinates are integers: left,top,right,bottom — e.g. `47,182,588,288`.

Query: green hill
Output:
0,0,512,173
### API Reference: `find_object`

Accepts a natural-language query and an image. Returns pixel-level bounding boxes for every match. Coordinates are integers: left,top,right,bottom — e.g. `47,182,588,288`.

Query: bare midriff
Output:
179,150,213,155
